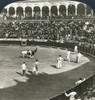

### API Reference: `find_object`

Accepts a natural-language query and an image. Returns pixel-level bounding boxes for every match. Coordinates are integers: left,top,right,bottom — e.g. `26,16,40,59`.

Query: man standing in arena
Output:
66,50,71,62
76,52,82,63
21,62,27,76
32,59,39,75
57,55,63,69
65,90,77,100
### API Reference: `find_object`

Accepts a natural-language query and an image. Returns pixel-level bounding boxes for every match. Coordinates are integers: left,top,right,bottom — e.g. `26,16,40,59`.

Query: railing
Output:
0,39,95,100
0,17,95,23
49,74,95,100
0,38,95,56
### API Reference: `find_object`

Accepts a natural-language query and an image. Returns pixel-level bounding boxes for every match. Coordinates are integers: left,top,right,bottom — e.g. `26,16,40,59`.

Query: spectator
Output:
75,78,86,85
65,90,77,100
0,20,95,46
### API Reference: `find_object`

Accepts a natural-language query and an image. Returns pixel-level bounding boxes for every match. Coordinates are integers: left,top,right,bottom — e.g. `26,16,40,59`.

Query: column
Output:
23,8,25,18
32,10,34,17
32,7,34,17
75,5,77,16
7,8,9,17
49,10,51,17
49,7,51,17
66,6,68,16
40,8,42,18
57,7,60,16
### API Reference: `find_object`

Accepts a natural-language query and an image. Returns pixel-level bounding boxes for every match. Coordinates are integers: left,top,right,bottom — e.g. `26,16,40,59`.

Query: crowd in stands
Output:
0,20,95,47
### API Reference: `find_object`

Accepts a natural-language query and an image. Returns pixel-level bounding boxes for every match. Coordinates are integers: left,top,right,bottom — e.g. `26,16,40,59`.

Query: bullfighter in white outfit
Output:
57,55,63,69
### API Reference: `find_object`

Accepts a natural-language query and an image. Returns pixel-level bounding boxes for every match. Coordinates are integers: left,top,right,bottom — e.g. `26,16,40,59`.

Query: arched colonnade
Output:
2,1,94,19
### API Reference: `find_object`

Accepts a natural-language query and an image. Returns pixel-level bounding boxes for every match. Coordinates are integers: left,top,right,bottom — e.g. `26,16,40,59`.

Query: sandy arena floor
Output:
0,45,94,100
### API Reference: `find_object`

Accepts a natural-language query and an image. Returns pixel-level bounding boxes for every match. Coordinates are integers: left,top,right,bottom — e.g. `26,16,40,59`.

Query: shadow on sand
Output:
0,57,95,100
51,65,57,68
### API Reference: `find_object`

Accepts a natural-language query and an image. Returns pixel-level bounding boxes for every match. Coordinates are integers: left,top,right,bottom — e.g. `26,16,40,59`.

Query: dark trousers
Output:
22,70,26,76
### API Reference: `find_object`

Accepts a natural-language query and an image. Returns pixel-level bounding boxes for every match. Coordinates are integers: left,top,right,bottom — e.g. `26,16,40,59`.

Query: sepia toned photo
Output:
0,0,95,100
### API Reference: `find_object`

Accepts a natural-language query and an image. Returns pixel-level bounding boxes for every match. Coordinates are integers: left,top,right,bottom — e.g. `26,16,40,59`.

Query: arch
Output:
68,4,75,16
42,6,49,19
34,6,40,13
51,6,58,17
59,5,66,17
25,6,32,17
9,7,15,16
34,6,40,18
16,7,23,16
77,3,85,17
86,5,92,16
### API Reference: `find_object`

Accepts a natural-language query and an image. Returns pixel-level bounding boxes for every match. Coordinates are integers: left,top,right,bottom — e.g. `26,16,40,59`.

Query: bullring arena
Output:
0,0,95,100
0,44,95,100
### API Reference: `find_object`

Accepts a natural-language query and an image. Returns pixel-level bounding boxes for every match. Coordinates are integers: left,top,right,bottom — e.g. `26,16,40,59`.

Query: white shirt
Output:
34,61,39,67
33,66,36,72
77,53,81,58
33,61,39,72
76,80,83,85
57,57,63,62
65,92,77,100
75,79,85,85
67,51,71,56
21,64,26,70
